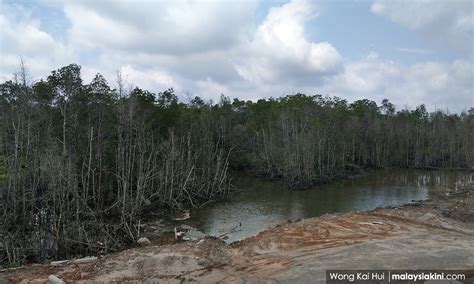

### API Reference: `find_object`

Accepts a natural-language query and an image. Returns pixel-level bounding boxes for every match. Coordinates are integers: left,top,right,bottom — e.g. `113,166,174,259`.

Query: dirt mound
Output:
231,213,401,257
443,195,474,223
429,186,474,223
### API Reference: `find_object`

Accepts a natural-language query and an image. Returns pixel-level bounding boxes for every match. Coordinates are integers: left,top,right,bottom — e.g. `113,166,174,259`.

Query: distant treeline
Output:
0,64,473,265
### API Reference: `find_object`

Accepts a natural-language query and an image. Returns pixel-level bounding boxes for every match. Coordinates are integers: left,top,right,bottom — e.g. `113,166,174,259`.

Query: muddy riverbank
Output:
185,169,473,243
2,184,473,283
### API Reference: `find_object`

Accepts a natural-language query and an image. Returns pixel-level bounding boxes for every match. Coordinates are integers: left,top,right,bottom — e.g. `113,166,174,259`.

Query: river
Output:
181,169,473,243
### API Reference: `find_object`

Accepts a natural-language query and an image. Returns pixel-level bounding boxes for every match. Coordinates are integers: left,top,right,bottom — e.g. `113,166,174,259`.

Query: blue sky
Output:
0,0,473,112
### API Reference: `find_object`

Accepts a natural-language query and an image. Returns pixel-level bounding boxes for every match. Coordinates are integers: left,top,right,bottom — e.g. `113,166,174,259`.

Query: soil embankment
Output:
2,185,473,283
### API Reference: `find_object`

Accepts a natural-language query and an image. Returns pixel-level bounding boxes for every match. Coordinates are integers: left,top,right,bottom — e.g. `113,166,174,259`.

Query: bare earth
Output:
2,186,474,283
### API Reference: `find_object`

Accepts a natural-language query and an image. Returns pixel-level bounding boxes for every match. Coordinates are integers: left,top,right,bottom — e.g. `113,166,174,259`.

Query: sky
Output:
0,0,473,112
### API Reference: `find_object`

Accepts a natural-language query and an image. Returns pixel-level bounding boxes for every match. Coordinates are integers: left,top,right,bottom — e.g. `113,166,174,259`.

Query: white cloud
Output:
400,60,473,112
0,0,472,113
64,1,257,55
234,0,342,85
193,78,232,101
370,0,474,51
324,56,473,112
327,55,400,94
370,2,385,14
120,65,177,91
62,0,343,101
366,51,379,60
396,47,433,54
0,4,75,81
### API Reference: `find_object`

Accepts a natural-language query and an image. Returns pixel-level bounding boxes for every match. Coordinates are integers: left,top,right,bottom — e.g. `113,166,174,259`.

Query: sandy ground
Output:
2,185,473,283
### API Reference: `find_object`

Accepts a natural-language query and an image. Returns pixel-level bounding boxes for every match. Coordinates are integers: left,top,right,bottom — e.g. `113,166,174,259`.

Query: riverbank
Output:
2,185,473,283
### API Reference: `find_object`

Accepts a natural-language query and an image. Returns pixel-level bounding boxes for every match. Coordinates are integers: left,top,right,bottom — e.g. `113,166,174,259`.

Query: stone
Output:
72,256,97,264
173,212,190,221
50,260,70,266
48,275,65,284
183,229,206,241
137,237,151,246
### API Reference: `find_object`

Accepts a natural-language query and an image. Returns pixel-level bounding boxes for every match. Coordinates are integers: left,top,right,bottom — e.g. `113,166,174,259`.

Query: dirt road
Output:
2,186,474,283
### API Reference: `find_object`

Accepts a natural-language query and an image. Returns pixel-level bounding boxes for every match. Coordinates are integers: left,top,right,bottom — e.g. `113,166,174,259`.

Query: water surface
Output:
187,169,473,243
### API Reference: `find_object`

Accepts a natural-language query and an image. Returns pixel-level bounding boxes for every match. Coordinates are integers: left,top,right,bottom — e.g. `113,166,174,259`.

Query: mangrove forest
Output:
1,64,473,266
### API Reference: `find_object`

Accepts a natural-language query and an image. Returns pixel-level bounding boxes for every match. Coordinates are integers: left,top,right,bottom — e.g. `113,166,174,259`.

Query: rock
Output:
137,237,151,246
173,211,190,221
72,256,97,264
48,275,65,284
183,229,206,241
174,225,204,240
50,260,70,266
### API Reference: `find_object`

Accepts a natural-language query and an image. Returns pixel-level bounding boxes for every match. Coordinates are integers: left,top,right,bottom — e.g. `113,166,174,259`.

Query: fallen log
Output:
0,265,26,273
50,256,97,266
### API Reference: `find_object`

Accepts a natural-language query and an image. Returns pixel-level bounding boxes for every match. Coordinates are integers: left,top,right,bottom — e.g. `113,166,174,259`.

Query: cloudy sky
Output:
1,0,473,112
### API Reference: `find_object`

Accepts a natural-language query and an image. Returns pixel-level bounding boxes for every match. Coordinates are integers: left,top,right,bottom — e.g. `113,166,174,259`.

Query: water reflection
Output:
188,169,473,243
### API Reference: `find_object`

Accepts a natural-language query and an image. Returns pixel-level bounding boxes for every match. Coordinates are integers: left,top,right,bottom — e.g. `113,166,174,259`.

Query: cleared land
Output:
2,185,474,283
